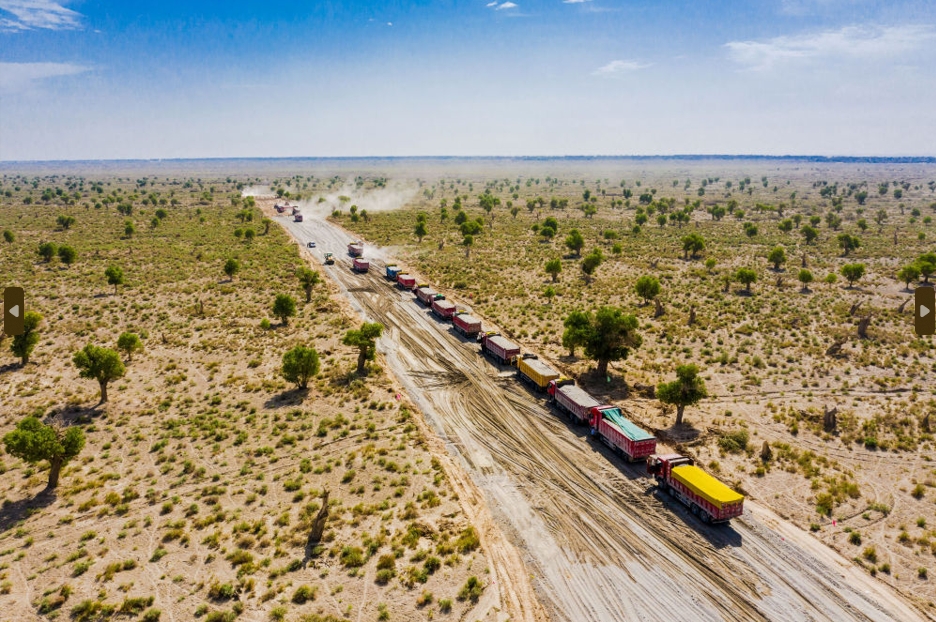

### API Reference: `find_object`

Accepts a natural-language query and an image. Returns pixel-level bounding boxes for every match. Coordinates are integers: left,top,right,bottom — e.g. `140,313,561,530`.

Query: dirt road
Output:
283,213,931,622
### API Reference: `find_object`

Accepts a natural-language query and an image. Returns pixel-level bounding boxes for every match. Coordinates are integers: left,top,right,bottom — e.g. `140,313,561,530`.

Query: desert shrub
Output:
457,576,484,602
292,584,317,604
718,429,749,453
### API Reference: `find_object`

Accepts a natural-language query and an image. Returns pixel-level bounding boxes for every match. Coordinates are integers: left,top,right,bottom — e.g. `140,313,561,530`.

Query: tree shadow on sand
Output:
0,491,56,535
264,388,309,409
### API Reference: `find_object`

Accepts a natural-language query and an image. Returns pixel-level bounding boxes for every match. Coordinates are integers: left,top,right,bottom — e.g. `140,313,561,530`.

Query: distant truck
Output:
514,354,560,391
431,298,456,320
479,332,521,365
452,312,482,338
294,213,303,222
415,287,444,306
348,241,364,257
647,454,744,523
291,206,299,215
352,257,369,273
324,253,335,265
547,379,600,424
385,265,402,281
396,274,417,290
590,406,656,462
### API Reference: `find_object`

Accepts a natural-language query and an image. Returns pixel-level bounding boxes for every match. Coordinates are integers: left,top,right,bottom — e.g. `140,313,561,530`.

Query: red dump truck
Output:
294,213,303,222
431,299,456,320
590,406,656,461
647,454,744,523
514,354,561,391
547,379,600,424
348,241,364,257
479,332,521,365
352,257,369,273
415,287,443,306
396,274,417,290
452,312,482,338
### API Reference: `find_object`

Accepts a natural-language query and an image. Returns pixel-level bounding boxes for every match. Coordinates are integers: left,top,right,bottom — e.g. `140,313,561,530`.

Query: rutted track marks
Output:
281,215,928,622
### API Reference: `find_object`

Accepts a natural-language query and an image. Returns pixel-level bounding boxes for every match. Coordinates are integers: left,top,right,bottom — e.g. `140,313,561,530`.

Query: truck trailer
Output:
479,332,521,365
647,454,744,523
431,299,456,319
415,287,443,306
348,241,364,257
514,354,561,391
396,274,417,290
352,258,369,273
547,380,600,424
590,406,656,461
452,312,482,338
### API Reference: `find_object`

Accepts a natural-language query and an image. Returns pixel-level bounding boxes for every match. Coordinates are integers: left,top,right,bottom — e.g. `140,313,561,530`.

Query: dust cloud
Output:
241,185,274,197
297,178,418,219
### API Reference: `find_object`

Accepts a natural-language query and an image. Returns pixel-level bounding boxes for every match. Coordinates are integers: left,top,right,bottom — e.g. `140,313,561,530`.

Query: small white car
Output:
307,241,316,248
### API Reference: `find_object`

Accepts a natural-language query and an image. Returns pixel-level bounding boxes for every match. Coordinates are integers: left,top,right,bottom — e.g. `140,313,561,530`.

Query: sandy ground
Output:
272,205,931,622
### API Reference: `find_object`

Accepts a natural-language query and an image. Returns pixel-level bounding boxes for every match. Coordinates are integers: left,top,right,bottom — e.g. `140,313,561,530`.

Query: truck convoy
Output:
431,298,456,320
647,454,744,523
352,257,369,273
452,312,482,338
591,405,657,461
514,354,561,391
479,332,521,365
415,287,443,305
348,254,744,525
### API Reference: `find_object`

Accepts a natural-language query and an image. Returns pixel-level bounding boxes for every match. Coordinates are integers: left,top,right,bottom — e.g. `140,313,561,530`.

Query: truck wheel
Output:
690,504,700,517
701,511,712,524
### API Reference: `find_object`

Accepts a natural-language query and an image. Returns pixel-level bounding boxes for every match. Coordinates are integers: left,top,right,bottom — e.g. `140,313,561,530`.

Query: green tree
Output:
543,285,556,304
837,233,861,256
155,208,168,220
581,248,604,283
105,265,124,294
343,322,383,374
657,364,708,426
801,225,819,244
224,258,240,281
116,332,143,362
898,264,921,289
73,344,126,403
11,311,42,366
244,228,256,242
778,219,793,233
562,310,590,357
767,246,786,270
635,275,661,305
743,222,758,238
565,229,585,256
734,267,757,293
543,216,558,231
918,252,936,283
583,307,642,377
3,417,85,490
297,267,321,303
56,215,76,230
545,258,562,282
841,263,866,288
124,220,135,238
2,229,13,243
414,220,428,243
798,269,814,292
273,294,297,326
540,225,556,241
262,217,272,235
463,234,474,258
705,258,717,272
38,241,57,262
681,233,705,259
57,245,77,266
281,345,321,389
874,209,888,231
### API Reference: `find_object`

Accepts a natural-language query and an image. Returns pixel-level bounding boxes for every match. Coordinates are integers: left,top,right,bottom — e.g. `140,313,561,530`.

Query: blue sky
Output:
1,0,934,160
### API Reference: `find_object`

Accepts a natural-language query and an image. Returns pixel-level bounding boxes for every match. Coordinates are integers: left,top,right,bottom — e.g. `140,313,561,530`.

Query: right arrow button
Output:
916,286,935,335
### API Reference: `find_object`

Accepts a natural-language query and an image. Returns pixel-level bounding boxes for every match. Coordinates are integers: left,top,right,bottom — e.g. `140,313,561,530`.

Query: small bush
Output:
439,598,453,612
717,429,749,453
457,576,484,602
292,584,317,604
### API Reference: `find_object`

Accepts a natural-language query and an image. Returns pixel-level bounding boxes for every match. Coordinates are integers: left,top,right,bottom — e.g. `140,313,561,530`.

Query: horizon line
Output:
2,154,935,166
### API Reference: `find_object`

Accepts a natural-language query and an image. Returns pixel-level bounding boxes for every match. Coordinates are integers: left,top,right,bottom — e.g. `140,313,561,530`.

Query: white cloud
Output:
593,60,651,75
0,1,82,31
726,24,936,71
0,61,90,92
486,1,498,6
496,2,517,10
